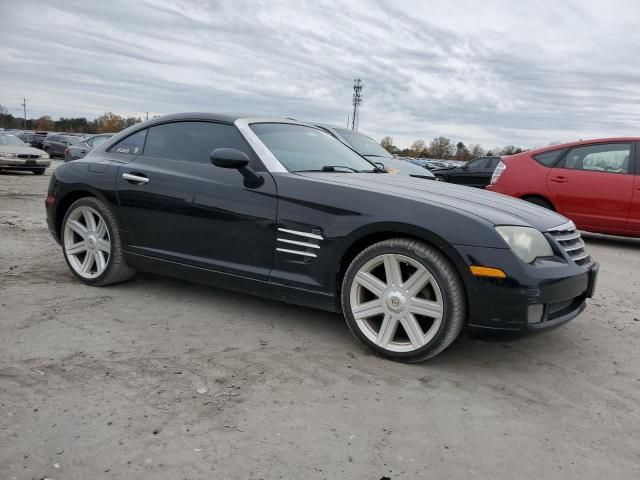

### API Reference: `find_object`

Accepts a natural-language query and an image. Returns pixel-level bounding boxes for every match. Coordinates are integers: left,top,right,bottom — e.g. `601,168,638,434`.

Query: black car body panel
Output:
46,113,597,332
432,156,501,188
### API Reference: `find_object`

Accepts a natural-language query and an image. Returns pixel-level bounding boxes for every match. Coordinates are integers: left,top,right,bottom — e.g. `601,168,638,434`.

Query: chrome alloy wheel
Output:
349,254,444,353
63,206,111,279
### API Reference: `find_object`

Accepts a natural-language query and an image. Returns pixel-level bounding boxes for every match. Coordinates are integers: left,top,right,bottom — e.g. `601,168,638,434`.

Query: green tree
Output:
455,141,470,161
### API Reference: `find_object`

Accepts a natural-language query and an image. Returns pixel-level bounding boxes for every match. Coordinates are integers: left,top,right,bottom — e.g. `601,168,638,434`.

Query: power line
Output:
351,78,363,131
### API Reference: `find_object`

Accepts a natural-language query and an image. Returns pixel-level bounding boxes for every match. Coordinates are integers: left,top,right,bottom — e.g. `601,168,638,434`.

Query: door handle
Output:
122,173,149,184
550,176,568,183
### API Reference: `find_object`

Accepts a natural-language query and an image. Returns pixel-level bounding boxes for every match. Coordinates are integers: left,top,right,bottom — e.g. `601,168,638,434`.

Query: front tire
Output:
435,175,446,182
341,238,465,362
61,197,136,286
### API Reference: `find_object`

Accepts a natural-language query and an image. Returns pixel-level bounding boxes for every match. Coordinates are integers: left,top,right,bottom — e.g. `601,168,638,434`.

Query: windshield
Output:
250,123,376,172
334,128,392,158
0,134,27,146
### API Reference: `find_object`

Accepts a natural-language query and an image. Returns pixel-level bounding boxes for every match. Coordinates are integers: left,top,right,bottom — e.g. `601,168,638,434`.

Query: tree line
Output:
0,111,143,134
380,136,526,161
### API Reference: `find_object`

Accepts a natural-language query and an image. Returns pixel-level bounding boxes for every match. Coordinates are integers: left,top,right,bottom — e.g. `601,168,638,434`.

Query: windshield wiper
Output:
322,165,359,172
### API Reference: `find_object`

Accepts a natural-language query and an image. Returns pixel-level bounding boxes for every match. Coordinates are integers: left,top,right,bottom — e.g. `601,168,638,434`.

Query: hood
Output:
0,145,48,155
295,172,569,232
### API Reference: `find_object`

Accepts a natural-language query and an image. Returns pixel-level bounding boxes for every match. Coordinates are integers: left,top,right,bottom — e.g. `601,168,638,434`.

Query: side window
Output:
92,135,109,147
84,137,95,147
108,130,147,155
485,158,499,171
562,143,631,174
142,121,257,166
466,158,486,171
533,148,566,166
48,135,59,143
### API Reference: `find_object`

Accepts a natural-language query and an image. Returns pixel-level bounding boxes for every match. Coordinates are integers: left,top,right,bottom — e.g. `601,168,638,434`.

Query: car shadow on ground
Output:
582,231,640,249
120,271,578,372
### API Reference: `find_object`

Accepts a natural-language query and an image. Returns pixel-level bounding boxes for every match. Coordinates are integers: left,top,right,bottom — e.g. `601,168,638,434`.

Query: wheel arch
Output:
519,193,556,211
334,223,470,304
54,187,111,241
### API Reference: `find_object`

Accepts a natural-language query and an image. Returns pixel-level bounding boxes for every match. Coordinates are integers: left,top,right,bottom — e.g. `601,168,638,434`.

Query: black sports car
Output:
45,113,598,362
431,156,501,188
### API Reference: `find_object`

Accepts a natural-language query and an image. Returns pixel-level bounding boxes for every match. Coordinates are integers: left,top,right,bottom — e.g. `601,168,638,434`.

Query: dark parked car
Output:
65,133,114,162
45,113,598,362
42,134,85,158
18,132,48,149
432,156,501,187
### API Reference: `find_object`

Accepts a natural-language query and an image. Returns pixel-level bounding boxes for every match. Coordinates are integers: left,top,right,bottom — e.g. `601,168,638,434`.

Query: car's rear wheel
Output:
341,238,465,362
61,197,136,286
32,168,45,175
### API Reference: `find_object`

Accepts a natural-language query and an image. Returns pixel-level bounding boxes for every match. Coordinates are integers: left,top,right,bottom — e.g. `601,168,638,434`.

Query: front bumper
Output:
448,244,598,333
0,157,51,169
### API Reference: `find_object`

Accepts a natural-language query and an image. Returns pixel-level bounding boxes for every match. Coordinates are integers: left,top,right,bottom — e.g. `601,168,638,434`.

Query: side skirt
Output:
124,252,339,313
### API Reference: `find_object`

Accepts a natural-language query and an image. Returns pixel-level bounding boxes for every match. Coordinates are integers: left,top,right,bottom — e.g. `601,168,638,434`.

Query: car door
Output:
114,120,278,280
450,158,488,187
547,142,634,230
625,142,640,233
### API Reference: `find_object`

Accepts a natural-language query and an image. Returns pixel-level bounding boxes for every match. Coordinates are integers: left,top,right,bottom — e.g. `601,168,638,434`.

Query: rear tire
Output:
523,196,553,210
341,238,466,362
61,197,136,286
435,175,446,182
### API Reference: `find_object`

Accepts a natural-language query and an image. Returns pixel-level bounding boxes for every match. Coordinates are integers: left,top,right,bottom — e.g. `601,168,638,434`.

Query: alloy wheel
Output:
63,206,111,279
349,254,444,353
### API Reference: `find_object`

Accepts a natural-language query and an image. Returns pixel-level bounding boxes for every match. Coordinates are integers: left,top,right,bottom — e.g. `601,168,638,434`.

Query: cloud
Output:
1,0,639,148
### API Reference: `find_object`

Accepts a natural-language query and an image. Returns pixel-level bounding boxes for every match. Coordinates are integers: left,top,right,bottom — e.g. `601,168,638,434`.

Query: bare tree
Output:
429,137,453,159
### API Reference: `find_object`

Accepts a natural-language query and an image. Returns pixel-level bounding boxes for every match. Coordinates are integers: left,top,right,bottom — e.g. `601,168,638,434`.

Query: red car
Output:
487,137,640,237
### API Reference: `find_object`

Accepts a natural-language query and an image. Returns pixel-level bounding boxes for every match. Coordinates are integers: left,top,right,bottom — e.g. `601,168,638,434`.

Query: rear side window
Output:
109,130,147,155
562,143,631,174
142,121,254,165
532,149,565,166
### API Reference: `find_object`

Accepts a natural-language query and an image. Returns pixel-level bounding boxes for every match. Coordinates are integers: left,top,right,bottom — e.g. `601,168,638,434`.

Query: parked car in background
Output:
45,113,598,362
42,134,85,158
0,133,51,174
431,156,501,188
487,138,640,237
65,133,114,162
312,124,435,179
18,131,48,149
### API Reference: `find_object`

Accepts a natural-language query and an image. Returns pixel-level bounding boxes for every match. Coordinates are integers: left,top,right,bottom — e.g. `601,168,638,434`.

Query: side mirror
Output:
210,148,263,186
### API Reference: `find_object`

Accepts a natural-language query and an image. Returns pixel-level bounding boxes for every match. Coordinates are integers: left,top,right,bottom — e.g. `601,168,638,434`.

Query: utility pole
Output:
21,98,27,130
145,112,149,120
351,79,363,131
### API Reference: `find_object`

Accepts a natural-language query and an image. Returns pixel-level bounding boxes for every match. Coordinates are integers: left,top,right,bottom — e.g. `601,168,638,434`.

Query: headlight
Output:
496,226,553,263
40,154,50,159
0,152,17,158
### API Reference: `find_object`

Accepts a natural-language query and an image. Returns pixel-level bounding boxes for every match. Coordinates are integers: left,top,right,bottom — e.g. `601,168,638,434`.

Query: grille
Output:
17,154,39,159
548,222,592,267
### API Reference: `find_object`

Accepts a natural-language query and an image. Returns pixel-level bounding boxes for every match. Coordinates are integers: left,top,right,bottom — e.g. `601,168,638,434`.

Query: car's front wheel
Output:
61,197,136,286
341,238,465,362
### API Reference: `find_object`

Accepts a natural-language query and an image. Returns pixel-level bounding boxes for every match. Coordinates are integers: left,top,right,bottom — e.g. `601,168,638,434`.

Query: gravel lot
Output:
1,161,639,480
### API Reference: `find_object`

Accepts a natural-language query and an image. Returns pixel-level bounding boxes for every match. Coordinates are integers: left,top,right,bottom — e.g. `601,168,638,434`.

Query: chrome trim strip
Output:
277,238,320,249
277,227,323,240
572,251,589,261
554,232,581,242
548,220,576,232
276,248,318,258
564,242,585,252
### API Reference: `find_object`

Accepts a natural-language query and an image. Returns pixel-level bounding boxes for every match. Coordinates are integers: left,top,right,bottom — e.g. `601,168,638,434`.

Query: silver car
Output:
0,133,51,175
64,133,114,162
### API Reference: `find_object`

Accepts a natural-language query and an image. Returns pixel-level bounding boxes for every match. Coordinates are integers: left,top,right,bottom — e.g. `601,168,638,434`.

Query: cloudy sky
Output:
1,0,639,149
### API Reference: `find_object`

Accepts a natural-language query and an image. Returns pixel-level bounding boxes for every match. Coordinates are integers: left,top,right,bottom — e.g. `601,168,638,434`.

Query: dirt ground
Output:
1,161,639,480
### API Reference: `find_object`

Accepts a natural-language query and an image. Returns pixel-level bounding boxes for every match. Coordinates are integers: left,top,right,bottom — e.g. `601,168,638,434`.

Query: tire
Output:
61,197,136,286
435,175,446,182
523,196,553,210
32,168,46,175
341,238,466,362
